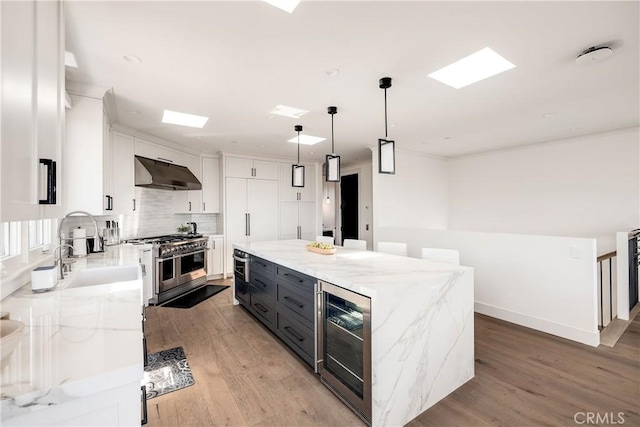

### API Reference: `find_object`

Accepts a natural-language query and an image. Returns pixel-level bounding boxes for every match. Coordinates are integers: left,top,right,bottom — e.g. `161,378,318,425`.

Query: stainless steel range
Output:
129,234,208,305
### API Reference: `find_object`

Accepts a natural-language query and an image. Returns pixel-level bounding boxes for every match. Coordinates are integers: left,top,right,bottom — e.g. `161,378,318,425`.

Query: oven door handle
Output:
157,255,180,263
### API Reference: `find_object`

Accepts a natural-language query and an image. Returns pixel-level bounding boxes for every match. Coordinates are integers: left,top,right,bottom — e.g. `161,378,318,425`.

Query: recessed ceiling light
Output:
262,0,301,13
65,51,78,68
196,136,204,140
123,55,143,64
270,105,309,119
542,112,556,118
259,144,265,148
287,135,326,145
570,127,581,131
309,151,314,154
428,47,516,89
162,110,209,128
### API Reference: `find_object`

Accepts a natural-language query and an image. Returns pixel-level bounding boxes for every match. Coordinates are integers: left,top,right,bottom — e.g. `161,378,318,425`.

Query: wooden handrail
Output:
597,251,617,262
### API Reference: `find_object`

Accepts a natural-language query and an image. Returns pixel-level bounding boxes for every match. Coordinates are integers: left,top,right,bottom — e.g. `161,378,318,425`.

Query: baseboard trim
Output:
475,302,600,347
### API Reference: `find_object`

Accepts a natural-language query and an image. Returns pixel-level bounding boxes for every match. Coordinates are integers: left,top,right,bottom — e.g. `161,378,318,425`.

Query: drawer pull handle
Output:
254,303,268,313
284,326,304,342
255,278,267,288
284,296,304,309
284,273,304,283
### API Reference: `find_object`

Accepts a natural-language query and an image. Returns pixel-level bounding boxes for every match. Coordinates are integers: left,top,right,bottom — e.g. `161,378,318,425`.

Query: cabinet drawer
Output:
250,256,274,276
276,311,314,365
251,292,274,327
276,265,315,292
249,270,275,297
276,280,314,324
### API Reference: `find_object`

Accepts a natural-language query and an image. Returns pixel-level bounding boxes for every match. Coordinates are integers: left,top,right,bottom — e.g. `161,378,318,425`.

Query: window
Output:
0,222,21,259
28,219,52,250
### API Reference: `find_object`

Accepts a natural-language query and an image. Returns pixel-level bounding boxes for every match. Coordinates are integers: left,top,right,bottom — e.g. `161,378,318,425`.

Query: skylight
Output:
270,105,309,119
287,135,326,145
263,0,301,13
162,110,209,128
65,51,78,68
428,47,516,89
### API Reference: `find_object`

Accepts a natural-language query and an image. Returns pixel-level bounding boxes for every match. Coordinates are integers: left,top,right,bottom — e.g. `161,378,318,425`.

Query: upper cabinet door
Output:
0,0,40,222
110,131,135,215
202,157,220,213
226,157,253,179
226,157,279,180
279,163,299,202
253,160,279,180
134,138,185,166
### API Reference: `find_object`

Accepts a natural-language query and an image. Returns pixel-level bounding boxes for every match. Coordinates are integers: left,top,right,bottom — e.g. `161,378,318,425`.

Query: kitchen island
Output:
0,245,144,426
233,240,474,427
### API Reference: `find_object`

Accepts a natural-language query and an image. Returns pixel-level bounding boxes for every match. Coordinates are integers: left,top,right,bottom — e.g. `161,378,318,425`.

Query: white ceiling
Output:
65,1,640,164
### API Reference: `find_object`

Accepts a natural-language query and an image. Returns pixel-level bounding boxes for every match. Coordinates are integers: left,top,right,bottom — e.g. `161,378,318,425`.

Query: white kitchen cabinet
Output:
226,157,278,180
65,103,135,216
201,157,220,213
64,95,107,215
110,131,136,215
225,177,279,273
280,162,315,202
134,138,185,165
173,153,202,213
207,236,224,278
1,0,64,222
280,202,316,240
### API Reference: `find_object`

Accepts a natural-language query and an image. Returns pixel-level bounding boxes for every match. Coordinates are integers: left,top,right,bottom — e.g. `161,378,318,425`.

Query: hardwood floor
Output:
145,280,639,426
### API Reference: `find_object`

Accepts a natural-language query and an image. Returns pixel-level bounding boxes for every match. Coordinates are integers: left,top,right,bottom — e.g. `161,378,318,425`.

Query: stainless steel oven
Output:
129,235,208,305
317,280,372,425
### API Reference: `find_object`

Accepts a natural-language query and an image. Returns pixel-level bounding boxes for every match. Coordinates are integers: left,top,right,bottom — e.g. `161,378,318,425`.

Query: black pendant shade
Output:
325,106,340,182
378,77,396,174
292,124,305,187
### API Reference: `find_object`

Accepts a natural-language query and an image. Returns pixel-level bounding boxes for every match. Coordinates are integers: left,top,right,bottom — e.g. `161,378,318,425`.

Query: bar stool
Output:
421,248,460,265
315,235,335,245
376,241,408,256
343,239,367,250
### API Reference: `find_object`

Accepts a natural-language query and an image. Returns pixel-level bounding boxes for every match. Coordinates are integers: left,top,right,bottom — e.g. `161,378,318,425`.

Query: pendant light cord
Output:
297,131,301,164
331,113,335,155
384,87,388,139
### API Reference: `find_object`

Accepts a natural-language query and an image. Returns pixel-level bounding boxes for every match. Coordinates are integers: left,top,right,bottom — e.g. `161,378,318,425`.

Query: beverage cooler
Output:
317,280,371,425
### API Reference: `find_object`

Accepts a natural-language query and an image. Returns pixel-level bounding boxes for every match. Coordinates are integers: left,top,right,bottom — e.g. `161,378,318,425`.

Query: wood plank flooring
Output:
145,280,639,426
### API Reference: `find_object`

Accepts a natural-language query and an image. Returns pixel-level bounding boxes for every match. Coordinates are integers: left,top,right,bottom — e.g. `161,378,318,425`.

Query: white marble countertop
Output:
235,239,471,299
0,245,144,421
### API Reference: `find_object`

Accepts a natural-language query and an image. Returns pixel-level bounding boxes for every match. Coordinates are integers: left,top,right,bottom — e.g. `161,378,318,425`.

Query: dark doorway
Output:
340,174,358,245
629,235,639,311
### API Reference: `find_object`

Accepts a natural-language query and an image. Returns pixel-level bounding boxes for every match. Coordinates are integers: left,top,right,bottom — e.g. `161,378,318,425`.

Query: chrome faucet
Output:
56,211,104,279
52,244,74,280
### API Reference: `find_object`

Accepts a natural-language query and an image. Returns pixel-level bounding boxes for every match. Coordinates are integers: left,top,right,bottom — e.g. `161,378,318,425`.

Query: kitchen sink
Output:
1,319,25,367
66,265,141,289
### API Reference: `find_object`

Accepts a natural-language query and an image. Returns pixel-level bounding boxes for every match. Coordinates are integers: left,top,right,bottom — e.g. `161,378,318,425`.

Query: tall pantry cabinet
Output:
225,157,279,272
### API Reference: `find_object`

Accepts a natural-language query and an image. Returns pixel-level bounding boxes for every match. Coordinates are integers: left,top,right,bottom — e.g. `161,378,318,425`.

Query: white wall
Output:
448,127,640,254
372,148,449,232
376,227,600,346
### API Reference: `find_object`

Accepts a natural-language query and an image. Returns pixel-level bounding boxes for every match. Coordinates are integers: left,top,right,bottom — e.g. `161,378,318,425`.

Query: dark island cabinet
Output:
241,256,317,367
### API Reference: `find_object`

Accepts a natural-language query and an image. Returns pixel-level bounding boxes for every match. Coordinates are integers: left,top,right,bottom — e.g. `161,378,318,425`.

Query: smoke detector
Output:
576,46,613,64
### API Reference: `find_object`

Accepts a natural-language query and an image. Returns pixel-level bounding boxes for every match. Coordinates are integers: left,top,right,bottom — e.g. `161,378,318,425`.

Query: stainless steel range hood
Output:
135,156,202,190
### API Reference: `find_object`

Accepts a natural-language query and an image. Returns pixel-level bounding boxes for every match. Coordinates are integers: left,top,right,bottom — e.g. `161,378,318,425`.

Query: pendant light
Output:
292,125,305,187
325,106,340,182
378,77,395,174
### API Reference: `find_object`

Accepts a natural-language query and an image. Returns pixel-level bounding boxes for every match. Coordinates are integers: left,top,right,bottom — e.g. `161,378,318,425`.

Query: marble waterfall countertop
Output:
0,245,143,421
235,239,475,427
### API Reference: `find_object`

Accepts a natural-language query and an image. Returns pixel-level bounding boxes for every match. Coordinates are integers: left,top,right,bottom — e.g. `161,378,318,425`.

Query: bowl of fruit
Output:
306,241,336,255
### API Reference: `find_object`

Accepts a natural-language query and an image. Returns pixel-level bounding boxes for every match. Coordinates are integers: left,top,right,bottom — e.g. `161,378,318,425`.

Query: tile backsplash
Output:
60,188,220,240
